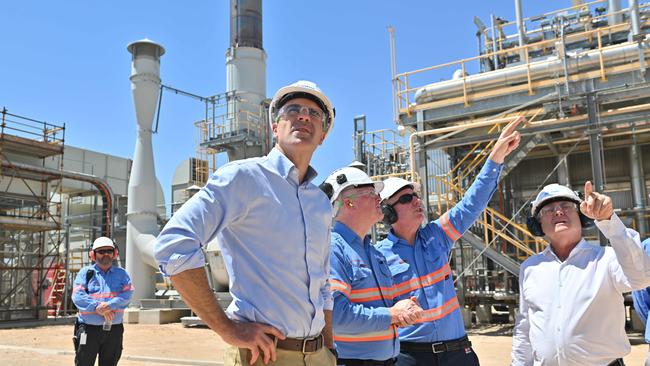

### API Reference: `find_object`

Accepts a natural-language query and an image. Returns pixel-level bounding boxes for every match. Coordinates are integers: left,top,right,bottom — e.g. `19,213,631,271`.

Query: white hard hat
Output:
531,183,582,217
380,177,421,202
91,236,115,251
321,167,384,203
269,80,336,137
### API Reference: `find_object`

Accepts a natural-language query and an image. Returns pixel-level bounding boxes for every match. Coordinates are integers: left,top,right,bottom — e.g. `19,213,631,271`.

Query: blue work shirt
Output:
72,264,133,325
632,238,650,343
154,148,333,338
376,159,501,343
330,222,398,361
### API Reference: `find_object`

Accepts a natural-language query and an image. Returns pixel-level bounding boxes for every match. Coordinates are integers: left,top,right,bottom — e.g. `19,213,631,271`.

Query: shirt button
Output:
556,327,560,331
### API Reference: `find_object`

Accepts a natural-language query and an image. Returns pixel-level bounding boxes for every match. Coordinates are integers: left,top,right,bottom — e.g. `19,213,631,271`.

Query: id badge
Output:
80,332,87,345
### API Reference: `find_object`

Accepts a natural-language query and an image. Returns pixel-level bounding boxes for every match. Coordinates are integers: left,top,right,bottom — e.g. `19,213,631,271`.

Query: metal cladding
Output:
126,39,165,301
230,0,263,49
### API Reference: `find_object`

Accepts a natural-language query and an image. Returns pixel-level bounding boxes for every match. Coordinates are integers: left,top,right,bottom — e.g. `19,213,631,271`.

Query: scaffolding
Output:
0,108,66,321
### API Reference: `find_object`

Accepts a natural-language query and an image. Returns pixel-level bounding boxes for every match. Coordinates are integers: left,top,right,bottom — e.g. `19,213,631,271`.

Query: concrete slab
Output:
476,304,493,324
138,309,191,325
123,308,139,324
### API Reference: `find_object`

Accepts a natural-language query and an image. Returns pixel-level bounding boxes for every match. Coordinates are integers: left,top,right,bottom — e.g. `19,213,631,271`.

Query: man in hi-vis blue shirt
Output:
72,236,133,366
155,81,337,366
321,167,423,366
376,118,522,366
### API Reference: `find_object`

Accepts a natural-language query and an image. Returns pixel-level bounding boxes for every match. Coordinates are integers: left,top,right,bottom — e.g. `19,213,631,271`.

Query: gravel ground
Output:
0,323,645,365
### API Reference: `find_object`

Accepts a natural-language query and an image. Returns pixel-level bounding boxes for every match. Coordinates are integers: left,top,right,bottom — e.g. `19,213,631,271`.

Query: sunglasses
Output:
392,192,419,205
95,249,114,255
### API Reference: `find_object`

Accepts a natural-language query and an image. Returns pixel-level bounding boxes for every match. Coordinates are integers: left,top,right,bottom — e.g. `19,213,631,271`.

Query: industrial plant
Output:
2,0,650,346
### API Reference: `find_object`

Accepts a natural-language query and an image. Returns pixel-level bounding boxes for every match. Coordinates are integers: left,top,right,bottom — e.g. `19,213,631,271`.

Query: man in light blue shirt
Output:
322,167,423,366
72,236,133,366
155,81,337,366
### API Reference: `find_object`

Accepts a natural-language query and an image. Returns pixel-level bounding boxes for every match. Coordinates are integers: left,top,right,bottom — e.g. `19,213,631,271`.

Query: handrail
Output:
395,19,643,113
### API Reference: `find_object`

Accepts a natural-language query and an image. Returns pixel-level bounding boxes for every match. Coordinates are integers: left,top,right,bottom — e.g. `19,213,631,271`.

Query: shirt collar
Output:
542,238,591,261
333,221,365,247
267,148,319,184
386,229,411,247
92,263,113,274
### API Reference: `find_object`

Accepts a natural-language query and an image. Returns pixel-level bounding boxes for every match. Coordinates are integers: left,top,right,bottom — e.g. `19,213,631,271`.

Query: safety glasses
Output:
279,103,324,121
538,201,578,219
393,192,419,205
95,249,114,255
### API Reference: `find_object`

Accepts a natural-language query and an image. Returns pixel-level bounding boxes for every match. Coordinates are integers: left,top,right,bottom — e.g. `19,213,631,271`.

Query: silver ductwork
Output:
415,37,650,104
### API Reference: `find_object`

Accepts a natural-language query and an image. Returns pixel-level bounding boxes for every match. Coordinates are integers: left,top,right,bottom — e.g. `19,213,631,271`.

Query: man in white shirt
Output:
511,181,650,366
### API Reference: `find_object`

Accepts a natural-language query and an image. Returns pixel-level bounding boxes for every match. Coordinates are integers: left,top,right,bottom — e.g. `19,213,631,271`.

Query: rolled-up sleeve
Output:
154,165,246,276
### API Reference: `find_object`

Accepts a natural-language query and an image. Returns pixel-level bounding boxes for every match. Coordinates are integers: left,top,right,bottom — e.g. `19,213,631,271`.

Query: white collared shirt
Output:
511,213,650,366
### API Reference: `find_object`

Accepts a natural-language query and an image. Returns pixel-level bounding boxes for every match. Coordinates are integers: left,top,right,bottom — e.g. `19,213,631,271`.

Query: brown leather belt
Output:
276,334,324,353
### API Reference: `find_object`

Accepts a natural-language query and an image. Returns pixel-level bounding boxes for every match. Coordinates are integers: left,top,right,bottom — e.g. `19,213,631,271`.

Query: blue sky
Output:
1,1,557,209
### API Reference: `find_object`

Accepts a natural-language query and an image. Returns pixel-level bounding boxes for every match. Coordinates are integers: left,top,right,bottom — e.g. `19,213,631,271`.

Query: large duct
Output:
225,0,267,161
415,37,650,104
126,39,165,301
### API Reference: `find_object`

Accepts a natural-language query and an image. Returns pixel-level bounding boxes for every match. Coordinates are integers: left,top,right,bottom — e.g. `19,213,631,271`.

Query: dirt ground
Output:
0,323,646,366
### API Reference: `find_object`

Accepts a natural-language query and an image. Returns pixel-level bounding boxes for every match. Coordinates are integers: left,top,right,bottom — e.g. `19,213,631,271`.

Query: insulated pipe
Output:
630,142,648,236
126,39,165,301
0,160,114,237
414,37,650,104
630,0,642,37
609,0,623,25
514,0,526,61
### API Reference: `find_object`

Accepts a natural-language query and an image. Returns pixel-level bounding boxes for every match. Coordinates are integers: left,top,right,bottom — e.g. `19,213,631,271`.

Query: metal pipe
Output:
630,139,648,236
388,26,399,124
609,0,623,25
0,160,115,237
630,0,641,37
415,36,650,104
491,14,500,70
515,0,526,61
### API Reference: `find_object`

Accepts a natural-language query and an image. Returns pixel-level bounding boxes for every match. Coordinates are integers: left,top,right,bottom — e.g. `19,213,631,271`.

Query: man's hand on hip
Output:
221,319,286,365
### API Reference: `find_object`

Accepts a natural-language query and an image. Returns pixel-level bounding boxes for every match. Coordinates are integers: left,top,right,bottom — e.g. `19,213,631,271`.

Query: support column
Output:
416,111,429,220
630,142,648,236
586,92,608,245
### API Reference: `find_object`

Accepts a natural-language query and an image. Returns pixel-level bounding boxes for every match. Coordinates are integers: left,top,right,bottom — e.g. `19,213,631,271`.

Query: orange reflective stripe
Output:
90,292,121,299
417,297,460,323
440,212,462,241
330,279,351,297
79,309,125,315
389,263,452,298
333,326,396,342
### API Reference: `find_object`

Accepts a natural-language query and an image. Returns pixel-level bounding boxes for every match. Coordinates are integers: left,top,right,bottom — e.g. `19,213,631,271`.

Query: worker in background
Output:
155,80,337,366
72,236,133,366
511,182,650,365
320,167,423,366
632,238,650,366
376,117,523,366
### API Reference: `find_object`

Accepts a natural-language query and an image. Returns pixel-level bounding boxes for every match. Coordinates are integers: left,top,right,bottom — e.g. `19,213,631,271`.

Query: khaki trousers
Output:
224,344,336,366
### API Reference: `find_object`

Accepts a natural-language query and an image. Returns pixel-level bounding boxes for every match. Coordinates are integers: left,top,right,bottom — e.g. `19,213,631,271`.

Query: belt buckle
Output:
301,335,320,354
431,341,445,354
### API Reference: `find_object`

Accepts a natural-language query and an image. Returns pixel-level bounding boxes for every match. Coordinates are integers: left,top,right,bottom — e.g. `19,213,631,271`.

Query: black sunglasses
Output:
393,192,419,205
95,249,114,255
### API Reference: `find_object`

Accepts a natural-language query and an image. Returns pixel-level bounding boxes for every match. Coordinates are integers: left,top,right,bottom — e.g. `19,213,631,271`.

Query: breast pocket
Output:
350,262,373,283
